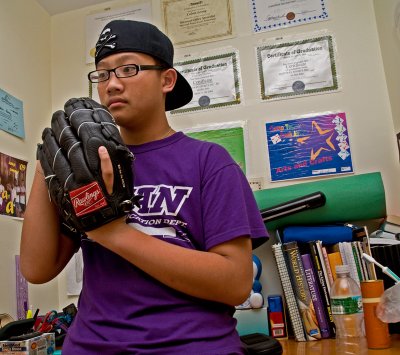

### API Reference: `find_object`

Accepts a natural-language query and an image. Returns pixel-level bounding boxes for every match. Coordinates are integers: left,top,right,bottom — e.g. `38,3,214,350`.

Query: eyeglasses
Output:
88,64,167,83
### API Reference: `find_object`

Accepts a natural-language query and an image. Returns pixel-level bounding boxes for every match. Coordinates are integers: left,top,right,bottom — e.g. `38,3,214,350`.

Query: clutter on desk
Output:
0,303,77,353
0,332,55,354
33,303,77,348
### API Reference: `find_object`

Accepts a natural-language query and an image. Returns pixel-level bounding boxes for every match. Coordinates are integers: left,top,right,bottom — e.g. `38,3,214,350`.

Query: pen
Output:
33,308,39,320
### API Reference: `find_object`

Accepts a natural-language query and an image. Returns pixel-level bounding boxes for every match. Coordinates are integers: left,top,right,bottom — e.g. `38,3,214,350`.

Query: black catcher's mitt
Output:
37,97,140,233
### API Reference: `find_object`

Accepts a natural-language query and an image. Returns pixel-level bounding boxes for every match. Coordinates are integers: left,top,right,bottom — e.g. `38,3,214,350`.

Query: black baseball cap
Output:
95,20,193,111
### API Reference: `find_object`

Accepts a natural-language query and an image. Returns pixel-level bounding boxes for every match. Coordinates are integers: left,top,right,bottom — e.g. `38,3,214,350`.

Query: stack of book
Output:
272,228,379,341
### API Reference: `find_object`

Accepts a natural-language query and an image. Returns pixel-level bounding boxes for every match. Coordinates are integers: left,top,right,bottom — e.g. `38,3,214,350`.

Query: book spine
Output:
362,231,377,279
301,253,331,338
308,241,336,337
283,241,321,341
327,251,343,281
355,241,369,280
351,242,364,281
272,244,307,342
344,242,360,286
316,241,331,294
322,246,334,287
338,242,348,266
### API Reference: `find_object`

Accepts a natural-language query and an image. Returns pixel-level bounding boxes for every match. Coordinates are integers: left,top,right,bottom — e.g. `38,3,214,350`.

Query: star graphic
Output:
296,120,335,161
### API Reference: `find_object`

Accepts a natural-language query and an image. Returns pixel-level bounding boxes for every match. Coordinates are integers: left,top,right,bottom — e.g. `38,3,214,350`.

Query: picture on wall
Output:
0,151,27,219
172,51,242,114
162,0,234,47
265,112,353,182
256,34,339,101
183,121,248,174
0,88,25,138
249,0,329,33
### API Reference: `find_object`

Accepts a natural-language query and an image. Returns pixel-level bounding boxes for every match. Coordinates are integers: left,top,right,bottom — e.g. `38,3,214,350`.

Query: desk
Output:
278,334,400,354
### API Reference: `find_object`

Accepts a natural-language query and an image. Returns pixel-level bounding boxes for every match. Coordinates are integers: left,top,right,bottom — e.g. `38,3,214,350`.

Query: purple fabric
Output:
62,132,268,354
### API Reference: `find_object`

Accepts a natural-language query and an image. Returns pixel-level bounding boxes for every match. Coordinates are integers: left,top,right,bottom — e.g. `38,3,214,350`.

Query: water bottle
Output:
330,265,365,339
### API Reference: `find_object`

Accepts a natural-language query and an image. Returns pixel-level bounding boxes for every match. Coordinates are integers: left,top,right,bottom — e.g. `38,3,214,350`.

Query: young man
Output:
20,20,268,354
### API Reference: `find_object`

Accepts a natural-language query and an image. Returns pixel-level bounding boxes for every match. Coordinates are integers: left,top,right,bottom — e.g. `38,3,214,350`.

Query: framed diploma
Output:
172,51,242,114
257,34,339,101
162,0,234,47
249,0,329,33
265,112,353,182
85,2,152,64
183,121,248,174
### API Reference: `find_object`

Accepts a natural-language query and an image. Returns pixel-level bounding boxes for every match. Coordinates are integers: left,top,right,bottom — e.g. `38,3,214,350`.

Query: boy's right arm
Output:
20,162,78,284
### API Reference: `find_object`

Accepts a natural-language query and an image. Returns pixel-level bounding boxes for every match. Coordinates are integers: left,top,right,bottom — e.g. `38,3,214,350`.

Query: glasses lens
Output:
90,70,108,83
116,65,138,78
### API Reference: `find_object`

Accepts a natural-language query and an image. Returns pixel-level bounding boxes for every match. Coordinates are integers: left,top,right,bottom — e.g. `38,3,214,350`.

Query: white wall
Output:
374,0,400,132
1,0,399,315
0,0,58,319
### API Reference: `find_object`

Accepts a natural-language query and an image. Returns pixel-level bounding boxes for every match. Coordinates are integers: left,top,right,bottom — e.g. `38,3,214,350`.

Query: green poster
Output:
186,126,246,174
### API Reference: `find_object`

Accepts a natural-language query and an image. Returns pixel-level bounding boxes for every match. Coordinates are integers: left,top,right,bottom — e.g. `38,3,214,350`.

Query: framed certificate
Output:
249,0,329,33
257,35,339,101
265,112,353,182
162,0,233,47
172,51,242,114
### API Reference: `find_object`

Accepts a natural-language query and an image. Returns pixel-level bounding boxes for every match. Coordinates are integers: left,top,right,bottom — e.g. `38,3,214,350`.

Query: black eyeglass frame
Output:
87,64,167,83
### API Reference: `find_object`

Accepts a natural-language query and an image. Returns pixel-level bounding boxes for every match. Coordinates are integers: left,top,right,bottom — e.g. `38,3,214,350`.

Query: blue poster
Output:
266,112,353,181
0,88,25,138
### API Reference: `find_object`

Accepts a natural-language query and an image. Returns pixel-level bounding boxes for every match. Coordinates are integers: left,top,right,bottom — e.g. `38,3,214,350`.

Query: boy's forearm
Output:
20,163,76,283
87,219,253,306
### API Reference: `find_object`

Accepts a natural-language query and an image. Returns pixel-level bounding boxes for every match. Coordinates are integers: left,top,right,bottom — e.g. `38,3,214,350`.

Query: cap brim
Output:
165,70,193,111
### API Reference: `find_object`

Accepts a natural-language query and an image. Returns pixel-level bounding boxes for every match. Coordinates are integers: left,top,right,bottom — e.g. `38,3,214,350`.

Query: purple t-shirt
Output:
62,132,268,354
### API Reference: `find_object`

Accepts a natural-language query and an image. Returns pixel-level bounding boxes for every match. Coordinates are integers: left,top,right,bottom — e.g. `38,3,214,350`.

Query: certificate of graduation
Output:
265,112,353,182
162,0,233,47
250,0,329,33
172,51,242,114
257,35,339,100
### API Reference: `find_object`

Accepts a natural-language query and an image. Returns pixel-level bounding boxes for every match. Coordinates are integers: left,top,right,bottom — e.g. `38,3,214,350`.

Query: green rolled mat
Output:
254,172,386,231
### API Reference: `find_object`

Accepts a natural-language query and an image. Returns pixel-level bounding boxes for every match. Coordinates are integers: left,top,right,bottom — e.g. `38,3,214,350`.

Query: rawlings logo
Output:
69,181,107,217
73,190,101,208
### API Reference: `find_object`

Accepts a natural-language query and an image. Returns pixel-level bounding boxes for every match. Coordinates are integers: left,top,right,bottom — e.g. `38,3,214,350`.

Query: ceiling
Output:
35,0,112,15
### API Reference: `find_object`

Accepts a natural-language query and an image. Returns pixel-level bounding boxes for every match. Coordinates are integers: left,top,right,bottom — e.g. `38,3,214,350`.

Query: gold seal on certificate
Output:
162,0,233,47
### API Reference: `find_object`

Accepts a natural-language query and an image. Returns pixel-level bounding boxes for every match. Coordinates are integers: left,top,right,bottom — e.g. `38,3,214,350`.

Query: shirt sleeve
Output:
200,145,268,250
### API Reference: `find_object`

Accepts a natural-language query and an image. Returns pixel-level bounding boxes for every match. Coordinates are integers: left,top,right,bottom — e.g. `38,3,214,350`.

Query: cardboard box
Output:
0,333,55,354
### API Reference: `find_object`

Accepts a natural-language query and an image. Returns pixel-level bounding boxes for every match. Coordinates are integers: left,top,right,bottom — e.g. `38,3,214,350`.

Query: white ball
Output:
249,292,263,309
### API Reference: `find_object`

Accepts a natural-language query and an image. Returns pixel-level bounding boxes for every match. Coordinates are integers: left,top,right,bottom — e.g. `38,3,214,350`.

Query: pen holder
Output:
360,280,390,349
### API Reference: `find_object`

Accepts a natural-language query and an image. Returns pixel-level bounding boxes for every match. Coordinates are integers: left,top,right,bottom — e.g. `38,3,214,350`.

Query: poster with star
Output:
265,112,353,182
